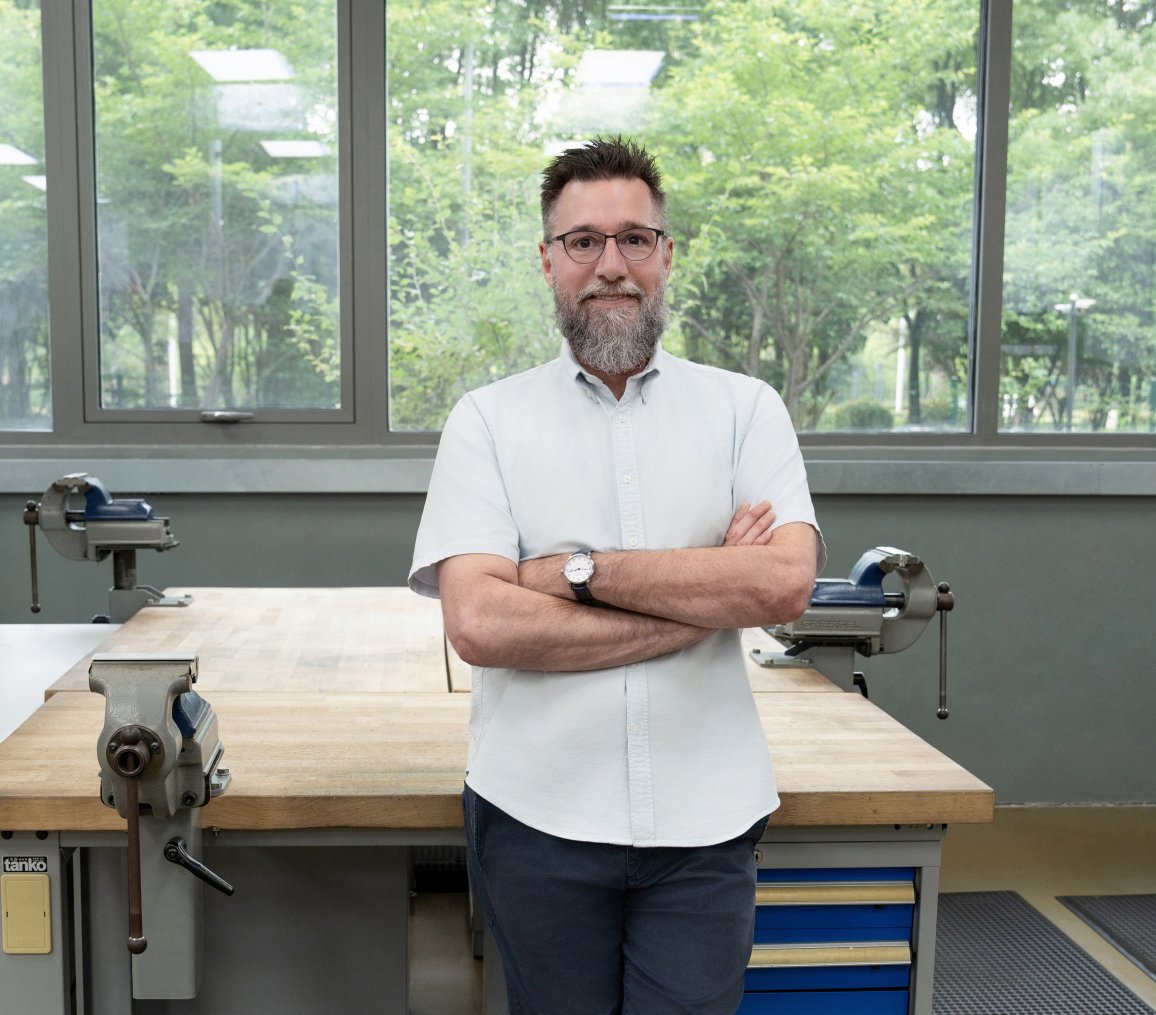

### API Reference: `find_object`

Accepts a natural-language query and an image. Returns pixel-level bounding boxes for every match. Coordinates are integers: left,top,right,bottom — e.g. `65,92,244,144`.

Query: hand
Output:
723,500,776,547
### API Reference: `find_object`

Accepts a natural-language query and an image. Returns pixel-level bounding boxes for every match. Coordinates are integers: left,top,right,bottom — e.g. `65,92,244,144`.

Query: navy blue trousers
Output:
463,784,767,1015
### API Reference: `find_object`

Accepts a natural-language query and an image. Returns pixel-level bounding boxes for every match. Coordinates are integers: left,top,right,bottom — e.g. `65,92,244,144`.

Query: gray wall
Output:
2,490,1152,806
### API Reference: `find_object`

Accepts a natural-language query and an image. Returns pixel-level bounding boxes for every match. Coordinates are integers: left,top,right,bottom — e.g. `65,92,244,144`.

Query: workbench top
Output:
47,587,450,695
45,587,838,696
0,688,992,833
3,587,992,835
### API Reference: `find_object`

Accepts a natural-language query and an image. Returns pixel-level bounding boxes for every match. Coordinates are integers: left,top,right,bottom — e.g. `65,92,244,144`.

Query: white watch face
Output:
563,553,594,584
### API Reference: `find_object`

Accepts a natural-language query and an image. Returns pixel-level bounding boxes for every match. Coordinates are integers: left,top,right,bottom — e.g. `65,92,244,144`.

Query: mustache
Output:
577,280,646,302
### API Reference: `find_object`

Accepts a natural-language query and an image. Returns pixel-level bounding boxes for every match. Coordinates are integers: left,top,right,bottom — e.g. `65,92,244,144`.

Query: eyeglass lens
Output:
562,229,660,263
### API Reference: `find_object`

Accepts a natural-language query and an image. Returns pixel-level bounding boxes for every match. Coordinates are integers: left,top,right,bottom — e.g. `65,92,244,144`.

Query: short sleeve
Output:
408,394,522,598
734,383,827,573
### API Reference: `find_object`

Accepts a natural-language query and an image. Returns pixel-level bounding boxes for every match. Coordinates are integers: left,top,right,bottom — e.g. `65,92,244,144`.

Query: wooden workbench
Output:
5,586,991,833
0,587,992,1015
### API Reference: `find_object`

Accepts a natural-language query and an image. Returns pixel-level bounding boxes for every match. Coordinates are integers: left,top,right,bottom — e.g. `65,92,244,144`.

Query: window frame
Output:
1,0,1151,462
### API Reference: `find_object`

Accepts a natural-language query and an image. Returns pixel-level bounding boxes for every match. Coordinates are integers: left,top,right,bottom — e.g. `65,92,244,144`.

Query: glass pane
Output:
92,1,339,411
386,0,979,433
0,0,51,430
1001,0,1156,433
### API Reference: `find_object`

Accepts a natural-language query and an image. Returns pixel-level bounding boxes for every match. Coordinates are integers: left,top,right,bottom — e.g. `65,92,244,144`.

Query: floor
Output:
406,806,1156,1014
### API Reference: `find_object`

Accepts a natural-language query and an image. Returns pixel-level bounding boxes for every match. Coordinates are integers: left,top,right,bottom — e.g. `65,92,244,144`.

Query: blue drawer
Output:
738,989,910,1014
755,903,914,940
745,961,910,992
754,866,916,945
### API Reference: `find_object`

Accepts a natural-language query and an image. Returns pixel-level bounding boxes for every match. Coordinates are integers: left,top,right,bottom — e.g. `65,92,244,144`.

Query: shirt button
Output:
623,474,632,484
617,414,626,424
629,537,638,547
631,725,642,735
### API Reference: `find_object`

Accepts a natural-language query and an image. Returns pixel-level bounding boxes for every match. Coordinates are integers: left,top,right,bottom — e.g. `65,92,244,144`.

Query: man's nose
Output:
595,236,628,280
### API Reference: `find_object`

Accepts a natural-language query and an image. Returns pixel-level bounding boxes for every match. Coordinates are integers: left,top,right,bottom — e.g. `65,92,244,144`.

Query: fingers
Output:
724,500,777,546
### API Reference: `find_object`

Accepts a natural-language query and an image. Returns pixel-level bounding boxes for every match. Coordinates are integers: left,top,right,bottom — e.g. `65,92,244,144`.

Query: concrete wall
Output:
2,490,1152,806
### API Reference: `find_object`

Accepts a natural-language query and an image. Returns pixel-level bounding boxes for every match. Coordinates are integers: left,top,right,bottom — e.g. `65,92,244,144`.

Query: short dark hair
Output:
540,136,667,235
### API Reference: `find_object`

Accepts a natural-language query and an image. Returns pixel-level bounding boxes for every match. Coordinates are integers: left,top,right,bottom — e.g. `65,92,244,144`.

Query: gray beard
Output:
553,277,668,376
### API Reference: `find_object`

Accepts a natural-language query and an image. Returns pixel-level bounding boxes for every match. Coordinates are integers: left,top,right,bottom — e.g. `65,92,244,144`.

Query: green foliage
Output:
823,397,896,432
648,0,977,428
1001,0,1156,432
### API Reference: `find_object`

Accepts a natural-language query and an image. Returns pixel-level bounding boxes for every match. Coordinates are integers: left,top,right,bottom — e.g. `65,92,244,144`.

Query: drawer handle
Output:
756,882,915,906
749,942,912,969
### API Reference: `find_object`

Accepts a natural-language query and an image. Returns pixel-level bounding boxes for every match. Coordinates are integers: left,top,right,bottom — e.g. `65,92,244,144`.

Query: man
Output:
409,137,825,1014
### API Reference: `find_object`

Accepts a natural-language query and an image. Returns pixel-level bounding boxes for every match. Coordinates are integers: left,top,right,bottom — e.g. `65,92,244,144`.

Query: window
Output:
3,0,1153,449
0,0,50,430
90,0,342,418
1001,0,1156,433
386,0,980,434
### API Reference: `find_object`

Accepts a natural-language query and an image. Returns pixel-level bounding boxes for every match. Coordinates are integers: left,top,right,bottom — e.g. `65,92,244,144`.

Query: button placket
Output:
613,394,654,840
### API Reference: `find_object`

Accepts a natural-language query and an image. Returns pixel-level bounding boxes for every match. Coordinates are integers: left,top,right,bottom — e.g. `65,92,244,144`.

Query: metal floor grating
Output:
933,891,1155,1014
1059,894,1156,980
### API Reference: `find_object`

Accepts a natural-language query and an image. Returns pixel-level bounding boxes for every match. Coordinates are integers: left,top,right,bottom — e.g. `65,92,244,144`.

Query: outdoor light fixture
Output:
0,144,38,165
190,48,294,82
575,50,665,88
259,140,331,158
1054,292,1096,431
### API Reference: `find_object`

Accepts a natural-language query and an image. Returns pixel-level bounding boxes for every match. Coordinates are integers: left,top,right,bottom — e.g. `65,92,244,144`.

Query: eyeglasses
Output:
548,227,666,264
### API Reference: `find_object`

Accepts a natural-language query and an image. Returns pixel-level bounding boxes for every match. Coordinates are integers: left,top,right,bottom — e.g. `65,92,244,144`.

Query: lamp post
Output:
1054,293,1095,431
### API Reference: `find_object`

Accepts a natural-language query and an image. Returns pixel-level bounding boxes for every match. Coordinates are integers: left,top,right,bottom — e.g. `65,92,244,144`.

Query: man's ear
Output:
539,240,555,287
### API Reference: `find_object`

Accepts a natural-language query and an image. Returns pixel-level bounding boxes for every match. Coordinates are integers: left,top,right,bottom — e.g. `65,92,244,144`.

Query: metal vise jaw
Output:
89,653,228,820
24,472,192,622
755,547,953,717
772,547,940,657
38,473,179,564
88,653,232,998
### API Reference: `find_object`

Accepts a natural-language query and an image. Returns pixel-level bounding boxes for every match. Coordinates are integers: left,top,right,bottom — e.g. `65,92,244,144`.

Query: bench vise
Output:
23,472,192,622
752,547,954,718
89,653,232,998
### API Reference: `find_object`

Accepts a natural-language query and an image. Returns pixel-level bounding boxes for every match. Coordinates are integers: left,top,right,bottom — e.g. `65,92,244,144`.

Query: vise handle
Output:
164,837,235,896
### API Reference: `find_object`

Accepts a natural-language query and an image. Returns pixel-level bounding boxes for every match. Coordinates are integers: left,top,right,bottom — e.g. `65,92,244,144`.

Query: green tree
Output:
647,0,976,428
90,0,340,410
1002,0,1156,431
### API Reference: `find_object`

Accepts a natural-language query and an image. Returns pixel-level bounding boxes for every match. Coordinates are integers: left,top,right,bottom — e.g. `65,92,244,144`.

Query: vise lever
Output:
23,472,192,622
752,547,954,718
89,653,232,997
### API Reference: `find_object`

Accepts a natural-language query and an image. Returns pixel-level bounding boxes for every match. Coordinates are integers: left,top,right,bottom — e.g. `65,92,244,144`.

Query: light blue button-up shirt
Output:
410,342,824,846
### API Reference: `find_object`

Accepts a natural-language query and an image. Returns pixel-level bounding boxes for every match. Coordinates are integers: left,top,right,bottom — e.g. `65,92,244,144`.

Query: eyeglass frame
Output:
547,227,667,264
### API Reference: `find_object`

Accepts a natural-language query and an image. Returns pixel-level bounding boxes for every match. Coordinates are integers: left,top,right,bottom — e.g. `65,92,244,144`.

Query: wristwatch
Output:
562,550,597,604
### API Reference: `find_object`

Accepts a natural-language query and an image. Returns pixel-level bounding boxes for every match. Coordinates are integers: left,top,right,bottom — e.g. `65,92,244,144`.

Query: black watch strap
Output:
570,581,596,604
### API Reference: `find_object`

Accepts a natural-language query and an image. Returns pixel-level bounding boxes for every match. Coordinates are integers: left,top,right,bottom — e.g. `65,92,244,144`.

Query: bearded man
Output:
410,136,825,1015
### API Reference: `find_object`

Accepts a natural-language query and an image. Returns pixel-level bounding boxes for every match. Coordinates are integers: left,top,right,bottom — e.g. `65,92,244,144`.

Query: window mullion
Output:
970,0,1012,440
39,0,95,442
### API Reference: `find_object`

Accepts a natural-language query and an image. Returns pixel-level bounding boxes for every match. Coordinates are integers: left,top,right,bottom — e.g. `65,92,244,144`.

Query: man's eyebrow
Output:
558,220,654,234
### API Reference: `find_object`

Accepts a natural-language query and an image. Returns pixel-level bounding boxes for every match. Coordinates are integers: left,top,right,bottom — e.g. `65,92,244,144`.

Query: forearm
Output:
595,543,813,627
523,524,818,629
439,556,714,672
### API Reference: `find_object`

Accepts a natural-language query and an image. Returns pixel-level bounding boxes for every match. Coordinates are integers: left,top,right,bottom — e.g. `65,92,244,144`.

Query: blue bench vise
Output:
752,547,954,718
23,472,192,622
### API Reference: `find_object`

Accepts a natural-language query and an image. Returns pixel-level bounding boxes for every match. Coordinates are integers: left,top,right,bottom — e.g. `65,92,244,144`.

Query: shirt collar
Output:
560,340,664,403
